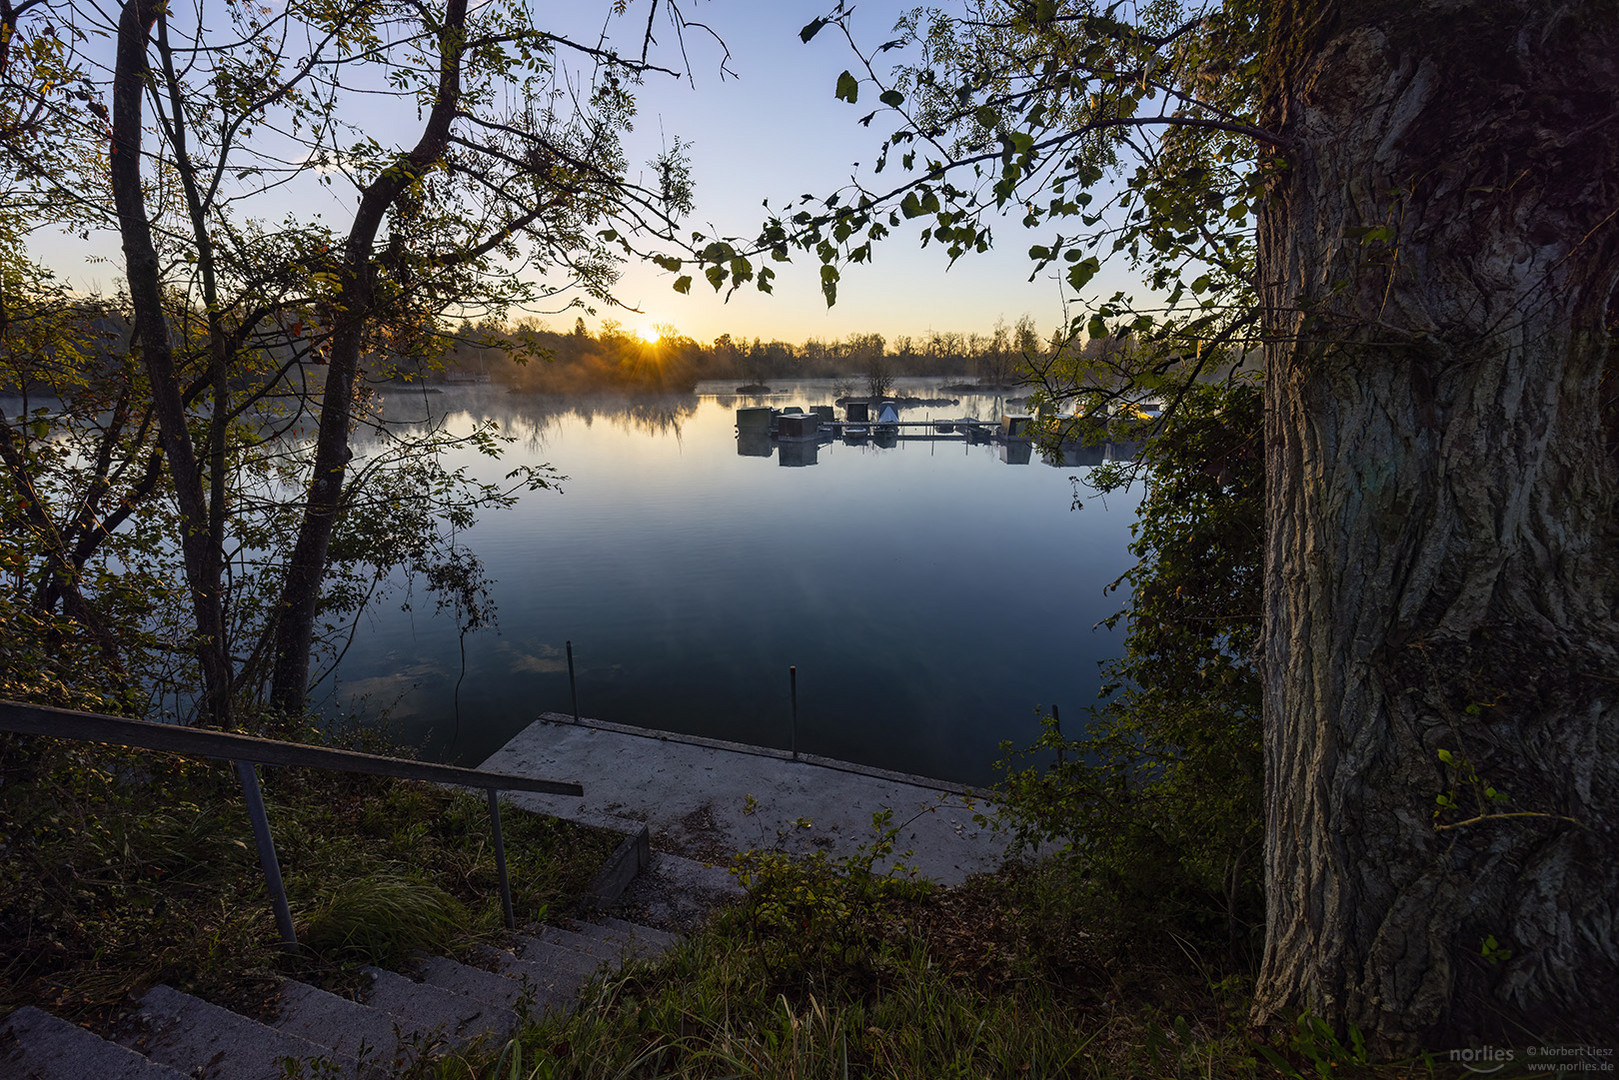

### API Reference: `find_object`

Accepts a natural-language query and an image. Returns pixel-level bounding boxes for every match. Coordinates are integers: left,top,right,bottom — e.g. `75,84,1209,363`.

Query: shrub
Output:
997,377,1266,964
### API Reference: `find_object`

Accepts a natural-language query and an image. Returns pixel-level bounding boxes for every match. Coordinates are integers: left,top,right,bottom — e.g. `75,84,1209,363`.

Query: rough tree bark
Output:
1252,0,1619,1048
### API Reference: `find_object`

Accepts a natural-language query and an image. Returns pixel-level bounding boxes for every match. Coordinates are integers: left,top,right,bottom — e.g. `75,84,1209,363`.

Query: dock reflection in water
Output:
333,378,1142,787
734,399,1141,469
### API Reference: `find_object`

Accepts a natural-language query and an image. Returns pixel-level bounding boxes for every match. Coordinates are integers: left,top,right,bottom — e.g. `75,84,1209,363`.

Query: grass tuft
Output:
298,870,468,966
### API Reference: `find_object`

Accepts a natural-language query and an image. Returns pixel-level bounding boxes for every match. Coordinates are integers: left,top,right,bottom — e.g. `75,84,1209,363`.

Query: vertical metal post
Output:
487,789,516,930
789,665,798,760
566,640,580,723
235,760,297,949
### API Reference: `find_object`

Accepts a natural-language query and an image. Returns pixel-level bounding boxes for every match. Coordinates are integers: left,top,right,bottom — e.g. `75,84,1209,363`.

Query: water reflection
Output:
778,440,819,467
737,431,773,458
364,387,700,454
999,441,1032,465
330,377,1143,786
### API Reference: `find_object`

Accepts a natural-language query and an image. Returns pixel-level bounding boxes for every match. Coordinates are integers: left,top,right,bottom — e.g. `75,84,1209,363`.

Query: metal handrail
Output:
0,699,583,947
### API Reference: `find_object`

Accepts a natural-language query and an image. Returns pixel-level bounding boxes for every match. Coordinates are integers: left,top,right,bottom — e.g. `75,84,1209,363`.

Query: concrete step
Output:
272,978,411,1075
471,941,603,1007
511,932,610,989
3,918,683,1080
415,955,569,1022
1,1006,189,1080
534,923,633,966
359,965,508,1044
580,916,681,957
117,984,356,1080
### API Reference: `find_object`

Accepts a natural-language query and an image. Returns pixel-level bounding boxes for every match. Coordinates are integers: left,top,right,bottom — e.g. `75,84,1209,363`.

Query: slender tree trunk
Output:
267,0,469,712
109,0,232,724
1251,0,1619,1049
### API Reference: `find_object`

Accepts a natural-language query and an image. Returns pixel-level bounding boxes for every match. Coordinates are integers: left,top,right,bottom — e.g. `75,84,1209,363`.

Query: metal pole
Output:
487,789,516,930
789,665,798,760
234,760,297,949
566,640,580,723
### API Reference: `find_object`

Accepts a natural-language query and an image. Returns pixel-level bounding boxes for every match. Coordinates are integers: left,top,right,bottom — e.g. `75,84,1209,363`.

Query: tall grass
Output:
466,838,1449,1080
0,731,619,1025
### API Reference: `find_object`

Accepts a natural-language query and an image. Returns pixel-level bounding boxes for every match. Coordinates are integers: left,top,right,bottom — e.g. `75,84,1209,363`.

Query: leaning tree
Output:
689,0,1619,1049
4,0,717,721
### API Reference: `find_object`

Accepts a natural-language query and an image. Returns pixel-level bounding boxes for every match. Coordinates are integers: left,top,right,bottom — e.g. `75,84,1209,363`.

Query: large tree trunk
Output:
1251,0,1619,1048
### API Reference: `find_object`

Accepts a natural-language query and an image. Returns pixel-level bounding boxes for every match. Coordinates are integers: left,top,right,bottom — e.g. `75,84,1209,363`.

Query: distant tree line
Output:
422,314,1065,394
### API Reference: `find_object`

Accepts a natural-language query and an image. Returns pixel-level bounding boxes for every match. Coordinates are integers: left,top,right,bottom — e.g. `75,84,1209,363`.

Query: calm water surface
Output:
333,378,1141,786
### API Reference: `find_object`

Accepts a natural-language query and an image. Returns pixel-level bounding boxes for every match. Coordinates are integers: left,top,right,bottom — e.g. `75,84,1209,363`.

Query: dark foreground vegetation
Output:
0,716,620,1033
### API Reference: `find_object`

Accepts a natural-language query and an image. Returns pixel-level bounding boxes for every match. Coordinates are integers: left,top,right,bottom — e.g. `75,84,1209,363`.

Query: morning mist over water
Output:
330,378,1141,787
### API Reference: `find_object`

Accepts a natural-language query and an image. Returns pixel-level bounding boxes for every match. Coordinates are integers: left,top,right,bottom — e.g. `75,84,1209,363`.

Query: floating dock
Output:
736,403,1143,464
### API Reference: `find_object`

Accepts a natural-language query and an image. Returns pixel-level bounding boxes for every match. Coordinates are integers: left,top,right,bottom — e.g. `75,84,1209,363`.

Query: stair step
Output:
535,924,633,965
272,978,409,1073
1,1006,189,1080
473,946,591,1007
415,955,569,1021
582,917,681,957
359,965,509,1044
511,933,610,988
117,984,356,1080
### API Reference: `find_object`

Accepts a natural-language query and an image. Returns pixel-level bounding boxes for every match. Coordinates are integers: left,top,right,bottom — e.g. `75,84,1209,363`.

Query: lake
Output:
332,378,1142,787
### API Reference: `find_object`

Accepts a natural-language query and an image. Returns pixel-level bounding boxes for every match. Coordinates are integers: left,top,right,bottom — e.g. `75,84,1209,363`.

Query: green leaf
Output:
836,71,859,104
975,104,998,129
880,89,905,108
800,18,827,43
1067,255,1100,290
705,264,725,291
820,263,840,306
672,275,692,294
1437,748,1454,765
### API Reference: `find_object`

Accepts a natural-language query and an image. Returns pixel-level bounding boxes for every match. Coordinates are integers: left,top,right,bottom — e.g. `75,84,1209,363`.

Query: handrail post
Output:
487,789,515,930
566,640,580,723
235,760,297,950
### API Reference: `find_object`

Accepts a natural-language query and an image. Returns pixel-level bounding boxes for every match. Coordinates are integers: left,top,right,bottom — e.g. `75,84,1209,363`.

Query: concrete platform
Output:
480,713,1009,886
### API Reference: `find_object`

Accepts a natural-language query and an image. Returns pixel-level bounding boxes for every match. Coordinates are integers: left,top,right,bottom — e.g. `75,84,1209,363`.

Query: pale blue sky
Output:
603,0,1114,344
26,1,1131,347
